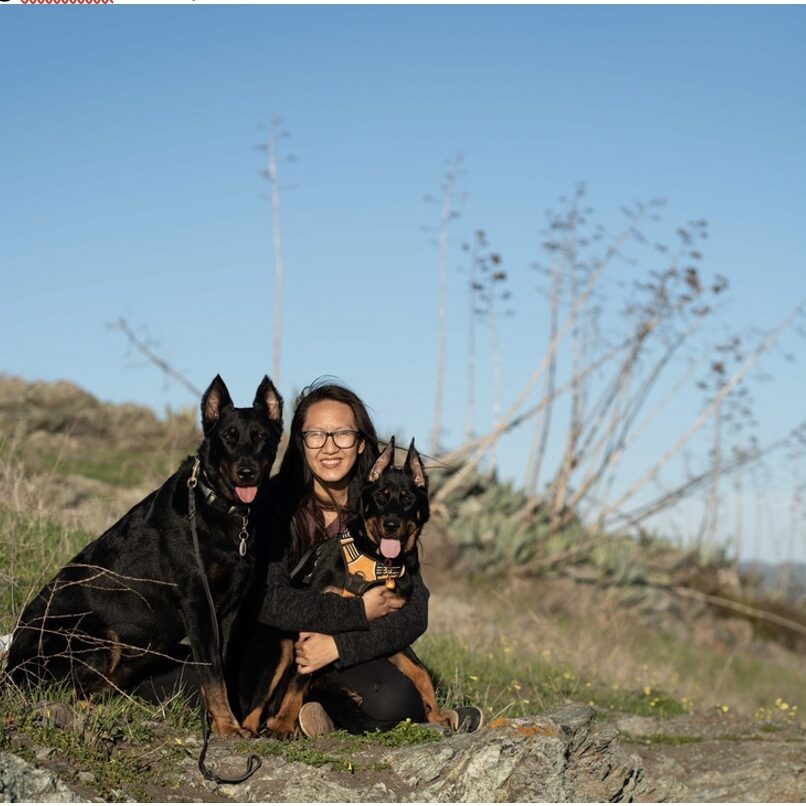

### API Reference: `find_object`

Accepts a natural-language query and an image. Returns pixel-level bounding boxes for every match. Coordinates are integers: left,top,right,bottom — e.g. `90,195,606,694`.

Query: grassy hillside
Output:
0,374,803,798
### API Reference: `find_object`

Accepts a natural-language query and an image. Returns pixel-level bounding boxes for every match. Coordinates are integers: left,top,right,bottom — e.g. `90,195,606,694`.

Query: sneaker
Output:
298,701,335,738
455,705,485,733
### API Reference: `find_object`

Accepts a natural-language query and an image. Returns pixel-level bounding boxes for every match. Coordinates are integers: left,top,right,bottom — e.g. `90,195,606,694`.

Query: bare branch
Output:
429,153,463,454
598,302,804,518
112,318,201,398
434,207,647,504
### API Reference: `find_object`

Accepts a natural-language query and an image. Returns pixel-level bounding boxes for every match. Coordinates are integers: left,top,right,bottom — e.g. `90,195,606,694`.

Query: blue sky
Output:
2,6,805,561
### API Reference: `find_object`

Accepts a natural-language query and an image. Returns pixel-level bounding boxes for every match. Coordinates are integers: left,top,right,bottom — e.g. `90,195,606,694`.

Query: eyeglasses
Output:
300,430,360,449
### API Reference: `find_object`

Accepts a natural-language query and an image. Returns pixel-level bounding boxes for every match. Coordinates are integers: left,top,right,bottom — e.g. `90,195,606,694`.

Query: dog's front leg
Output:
181,602,251,738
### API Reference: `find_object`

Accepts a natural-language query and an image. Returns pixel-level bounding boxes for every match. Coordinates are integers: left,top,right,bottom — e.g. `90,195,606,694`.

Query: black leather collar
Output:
194,468,249,518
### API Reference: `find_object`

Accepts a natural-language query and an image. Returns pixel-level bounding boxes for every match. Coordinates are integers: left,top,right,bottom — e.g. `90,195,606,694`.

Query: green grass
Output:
630,627,806,712
236,719,441,775
35,451,147,487
21,444,184,488
0,506,92,632
0,683,194,801
371,719,443,746
415,631,686,720
240,737,359,773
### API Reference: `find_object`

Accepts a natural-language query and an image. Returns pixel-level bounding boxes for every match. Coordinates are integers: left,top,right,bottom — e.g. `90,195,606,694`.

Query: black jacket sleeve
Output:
331,568,430,669
257,550,370,634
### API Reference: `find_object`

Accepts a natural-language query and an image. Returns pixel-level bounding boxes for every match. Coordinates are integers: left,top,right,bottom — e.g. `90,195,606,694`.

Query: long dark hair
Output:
275,379,379,563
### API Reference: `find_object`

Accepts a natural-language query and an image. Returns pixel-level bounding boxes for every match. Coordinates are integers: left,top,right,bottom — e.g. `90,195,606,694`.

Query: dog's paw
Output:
431,708,459,730
263,717,297,741
212,718,253,739
241,709,263,736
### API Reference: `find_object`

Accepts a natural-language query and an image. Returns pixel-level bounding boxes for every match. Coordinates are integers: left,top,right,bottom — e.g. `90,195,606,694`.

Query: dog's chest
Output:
305,534,410,599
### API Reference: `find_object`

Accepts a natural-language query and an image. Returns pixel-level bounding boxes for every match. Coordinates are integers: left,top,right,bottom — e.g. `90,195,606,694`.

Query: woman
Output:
245,380,482,736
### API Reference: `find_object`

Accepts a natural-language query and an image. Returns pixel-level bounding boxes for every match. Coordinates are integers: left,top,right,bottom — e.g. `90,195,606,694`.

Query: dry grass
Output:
422,564,806,720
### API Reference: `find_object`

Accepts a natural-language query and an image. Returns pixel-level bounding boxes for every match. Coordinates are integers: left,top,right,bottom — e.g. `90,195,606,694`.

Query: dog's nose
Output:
382,517,401,534
237,466,257,484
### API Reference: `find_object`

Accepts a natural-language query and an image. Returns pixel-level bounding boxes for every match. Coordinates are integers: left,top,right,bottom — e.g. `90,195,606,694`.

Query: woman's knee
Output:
315,658,427,730
362,679,425,725
347,660,425,726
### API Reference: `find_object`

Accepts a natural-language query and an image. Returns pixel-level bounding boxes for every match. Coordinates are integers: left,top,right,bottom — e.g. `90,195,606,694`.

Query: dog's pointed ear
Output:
404,438,428,489
368,437,395,483
254,376,283,424
201,375,233,434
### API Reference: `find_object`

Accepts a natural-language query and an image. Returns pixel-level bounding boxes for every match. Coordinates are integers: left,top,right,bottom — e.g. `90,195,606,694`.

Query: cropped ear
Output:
368,437,395,483
404,438,428,489
254,375,283,424
201,375,233,434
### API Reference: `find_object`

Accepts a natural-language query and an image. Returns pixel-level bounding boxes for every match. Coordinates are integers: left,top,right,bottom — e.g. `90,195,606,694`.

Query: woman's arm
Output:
258,549,370,634
330,568,430,669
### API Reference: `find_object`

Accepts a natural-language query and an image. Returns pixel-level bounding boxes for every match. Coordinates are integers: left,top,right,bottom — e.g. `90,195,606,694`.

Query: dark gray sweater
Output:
257,537,430,670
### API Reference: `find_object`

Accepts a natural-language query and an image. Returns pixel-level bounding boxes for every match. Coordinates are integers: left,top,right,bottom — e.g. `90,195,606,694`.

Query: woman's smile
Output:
303,400,365,502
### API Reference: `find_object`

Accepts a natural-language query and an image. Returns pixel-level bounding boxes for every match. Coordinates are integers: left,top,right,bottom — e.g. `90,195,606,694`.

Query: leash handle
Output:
197,701,262,785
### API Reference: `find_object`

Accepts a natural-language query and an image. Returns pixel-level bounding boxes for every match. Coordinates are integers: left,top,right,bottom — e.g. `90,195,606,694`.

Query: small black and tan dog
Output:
242,437,455,738
7,375,282,738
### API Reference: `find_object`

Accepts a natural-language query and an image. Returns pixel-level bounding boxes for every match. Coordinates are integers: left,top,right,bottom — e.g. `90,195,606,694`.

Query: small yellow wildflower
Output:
643,686,652,696
562,671,574,680
468,674,479,681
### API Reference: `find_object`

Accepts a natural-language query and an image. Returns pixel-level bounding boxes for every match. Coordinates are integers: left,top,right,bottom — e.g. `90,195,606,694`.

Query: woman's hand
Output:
362,586,406,621
295,632,339,674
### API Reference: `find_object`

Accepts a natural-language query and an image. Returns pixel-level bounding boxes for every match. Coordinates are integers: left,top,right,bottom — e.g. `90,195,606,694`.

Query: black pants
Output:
132,651,424,734
310,657,425,734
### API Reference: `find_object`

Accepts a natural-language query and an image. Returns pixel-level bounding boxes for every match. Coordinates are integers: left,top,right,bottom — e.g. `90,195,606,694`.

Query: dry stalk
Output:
434,207,647,504
598,302,804,520
524,256,561,494
601,433,787,530
429,154,462,455
672,585,806,639
264,118,285,385
454,340,633,467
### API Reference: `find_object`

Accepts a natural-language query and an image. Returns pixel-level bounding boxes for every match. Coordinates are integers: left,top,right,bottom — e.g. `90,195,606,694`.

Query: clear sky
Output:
2,6,805,562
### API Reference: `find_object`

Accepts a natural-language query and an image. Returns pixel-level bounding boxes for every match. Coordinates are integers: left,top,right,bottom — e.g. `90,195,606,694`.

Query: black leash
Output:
187,461,261,786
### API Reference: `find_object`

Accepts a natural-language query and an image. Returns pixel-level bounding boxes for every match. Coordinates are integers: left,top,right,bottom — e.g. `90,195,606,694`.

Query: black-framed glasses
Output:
300,429,360,449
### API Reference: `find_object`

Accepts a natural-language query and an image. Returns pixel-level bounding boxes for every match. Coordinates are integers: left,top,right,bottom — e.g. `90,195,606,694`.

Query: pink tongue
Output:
235,486,258,504
380,538,401,559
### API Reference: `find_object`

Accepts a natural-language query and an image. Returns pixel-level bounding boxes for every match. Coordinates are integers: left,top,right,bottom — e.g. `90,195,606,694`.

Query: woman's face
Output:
302,400,365,497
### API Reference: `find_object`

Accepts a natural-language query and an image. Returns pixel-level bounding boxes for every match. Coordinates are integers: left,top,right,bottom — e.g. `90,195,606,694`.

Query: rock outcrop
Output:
0,751,85,803
192,705,643,803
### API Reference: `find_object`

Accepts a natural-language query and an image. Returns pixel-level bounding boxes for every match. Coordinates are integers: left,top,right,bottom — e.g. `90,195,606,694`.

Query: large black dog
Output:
7,375,282,738
240,437,455,738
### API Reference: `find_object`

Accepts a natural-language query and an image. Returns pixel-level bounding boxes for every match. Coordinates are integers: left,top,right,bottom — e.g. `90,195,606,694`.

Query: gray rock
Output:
209,704,643,803
0,751,86,803
619,711,806,802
